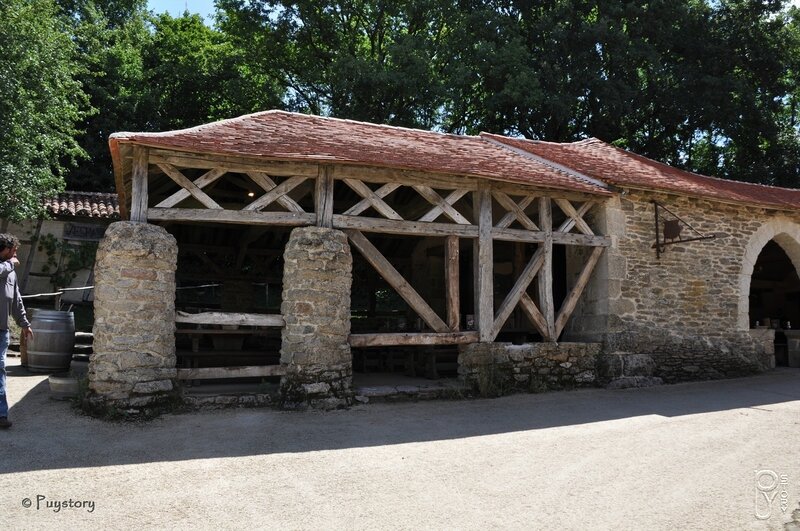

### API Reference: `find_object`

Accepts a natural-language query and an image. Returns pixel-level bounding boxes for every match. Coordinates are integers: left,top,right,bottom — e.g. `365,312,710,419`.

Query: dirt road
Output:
2,355,799,530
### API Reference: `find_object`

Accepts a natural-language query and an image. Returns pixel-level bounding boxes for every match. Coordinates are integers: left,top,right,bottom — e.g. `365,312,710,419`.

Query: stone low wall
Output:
603,326,771,383
458,342,601,395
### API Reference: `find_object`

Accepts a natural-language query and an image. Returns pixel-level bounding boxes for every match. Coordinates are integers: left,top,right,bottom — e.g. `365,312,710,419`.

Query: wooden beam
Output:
538,197,556,341
247,172,305,213
175,311,284,327
244,175,308,212
155,167,227,209
418,189,470,222
343,179,402,220
343,182,401,217
147,208,315,226
315,165,335,228
445,235,460,331
348,331,478,347
555,198,594,235
130,146,149,222
334,215,478,238
176,365,286,380
493,192,538,231
345,229,449,333
475,186,494,342
148,149,319,177
489,247,544,341
157,163,223,210
413,185,471,224
519,293,549,338
555,246,604,337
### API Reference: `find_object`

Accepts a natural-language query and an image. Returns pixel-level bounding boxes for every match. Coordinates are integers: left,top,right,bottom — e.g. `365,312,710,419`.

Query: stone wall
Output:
280,227,353,409
568,190,800,377
458,342,601,394
89,222,178,410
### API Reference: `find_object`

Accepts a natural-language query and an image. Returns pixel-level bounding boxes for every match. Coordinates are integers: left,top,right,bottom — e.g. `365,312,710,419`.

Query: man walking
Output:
0,233,33,429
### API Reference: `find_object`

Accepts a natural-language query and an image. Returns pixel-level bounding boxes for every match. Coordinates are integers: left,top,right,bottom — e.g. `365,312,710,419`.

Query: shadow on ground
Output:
2,359,799,474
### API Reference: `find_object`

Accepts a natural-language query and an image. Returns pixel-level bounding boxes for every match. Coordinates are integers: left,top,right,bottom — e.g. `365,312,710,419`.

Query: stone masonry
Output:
568,190,800,379
89,222,178,410
458,342,601,395
279,227,353,409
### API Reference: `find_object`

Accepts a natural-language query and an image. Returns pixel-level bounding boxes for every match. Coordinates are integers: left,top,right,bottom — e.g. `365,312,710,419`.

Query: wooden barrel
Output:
26,310,76,373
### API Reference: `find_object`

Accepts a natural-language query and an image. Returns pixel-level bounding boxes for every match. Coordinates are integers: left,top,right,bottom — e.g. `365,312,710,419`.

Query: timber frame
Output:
120,144,610,351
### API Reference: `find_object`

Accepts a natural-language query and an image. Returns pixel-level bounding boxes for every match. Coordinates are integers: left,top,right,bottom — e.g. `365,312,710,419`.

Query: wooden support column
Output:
445,235,460,331
474,186,493,342
538,197,556,341
315,165,334,228
130,146,149,223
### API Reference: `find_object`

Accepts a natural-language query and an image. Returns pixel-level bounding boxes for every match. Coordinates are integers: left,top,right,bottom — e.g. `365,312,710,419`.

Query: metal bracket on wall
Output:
651,200,716,259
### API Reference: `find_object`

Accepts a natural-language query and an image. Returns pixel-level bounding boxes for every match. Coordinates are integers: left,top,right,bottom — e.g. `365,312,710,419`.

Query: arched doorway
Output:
739,218,800,368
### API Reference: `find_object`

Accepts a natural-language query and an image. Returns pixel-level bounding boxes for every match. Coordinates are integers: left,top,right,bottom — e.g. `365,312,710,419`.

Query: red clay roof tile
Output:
43,192,120,219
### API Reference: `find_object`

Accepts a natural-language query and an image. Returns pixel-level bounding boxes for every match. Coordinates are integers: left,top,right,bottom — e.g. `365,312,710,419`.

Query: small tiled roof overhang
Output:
109,110,612,202
483,133,800,210
43,192,120,219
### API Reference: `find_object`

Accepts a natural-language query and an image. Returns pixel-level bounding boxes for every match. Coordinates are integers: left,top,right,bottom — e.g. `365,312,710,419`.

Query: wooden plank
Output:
344,182,401,216
155,167,227,209
334,215,478,238
176,365,286,380
519,293,549,338
244,175,308,212
493,227,610,247
555,198,594,235
493,192,539,231
176,311,284,327
315,165,335,227
445,235,460,331
332,165,480,191
247,172,305,213
475,186,494,341
538,197,556,341
348,331,479,347
413,185,471,224
555,246,604,337
345,229,449,333
495,195,536,229
147,208,315,226
157,163,223,210
418,189,470,223
343,178,403,220
489,247,544,341
130,145,149,222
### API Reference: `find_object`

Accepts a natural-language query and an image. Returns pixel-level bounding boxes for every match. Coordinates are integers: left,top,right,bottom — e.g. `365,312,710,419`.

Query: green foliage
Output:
0,0,89,220
37,234,98,289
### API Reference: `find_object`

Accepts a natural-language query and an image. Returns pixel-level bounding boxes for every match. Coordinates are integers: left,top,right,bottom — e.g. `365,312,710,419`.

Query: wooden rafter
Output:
345,229,449,333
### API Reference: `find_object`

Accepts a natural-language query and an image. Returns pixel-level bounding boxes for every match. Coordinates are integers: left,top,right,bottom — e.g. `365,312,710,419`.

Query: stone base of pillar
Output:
279,364,353,410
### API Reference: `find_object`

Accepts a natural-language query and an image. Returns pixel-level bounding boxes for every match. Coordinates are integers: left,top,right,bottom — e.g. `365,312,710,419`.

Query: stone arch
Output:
738,217,800,329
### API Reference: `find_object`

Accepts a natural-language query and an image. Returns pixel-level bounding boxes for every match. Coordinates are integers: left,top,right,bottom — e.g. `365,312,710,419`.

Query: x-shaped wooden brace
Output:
417,189,470,223
555,199,595,235
342,180,403,220
243,175,308,212
246,172,306,213
493,193,538,230
155,164,225,209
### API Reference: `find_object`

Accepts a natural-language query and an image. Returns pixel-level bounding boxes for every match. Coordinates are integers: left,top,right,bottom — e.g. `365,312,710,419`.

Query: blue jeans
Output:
0,330,8,418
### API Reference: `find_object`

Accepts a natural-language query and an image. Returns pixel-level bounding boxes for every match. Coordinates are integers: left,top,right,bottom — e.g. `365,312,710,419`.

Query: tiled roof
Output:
483,133,800,210
109,110,611,196
43,192,120,219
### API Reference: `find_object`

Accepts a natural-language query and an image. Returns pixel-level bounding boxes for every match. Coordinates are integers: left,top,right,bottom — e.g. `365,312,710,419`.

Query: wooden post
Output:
445,235,460,331
538,197,556,341
130,145,149,223
513,242,525,329
315,165,334,228
474,185,493,342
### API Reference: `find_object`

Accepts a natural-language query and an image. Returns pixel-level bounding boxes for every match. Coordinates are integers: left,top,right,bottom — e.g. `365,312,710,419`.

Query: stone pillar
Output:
89,222,178,412
280,227,352,409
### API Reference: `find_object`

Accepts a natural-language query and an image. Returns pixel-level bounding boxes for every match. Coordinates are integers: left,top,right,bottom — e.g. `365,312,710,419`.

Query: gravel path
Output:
2,355,799,530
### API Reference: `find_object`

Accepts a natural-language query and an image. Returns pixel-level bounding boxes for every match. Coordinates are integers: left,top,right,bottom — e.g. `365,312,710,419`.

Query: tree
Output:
0,0,88,220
